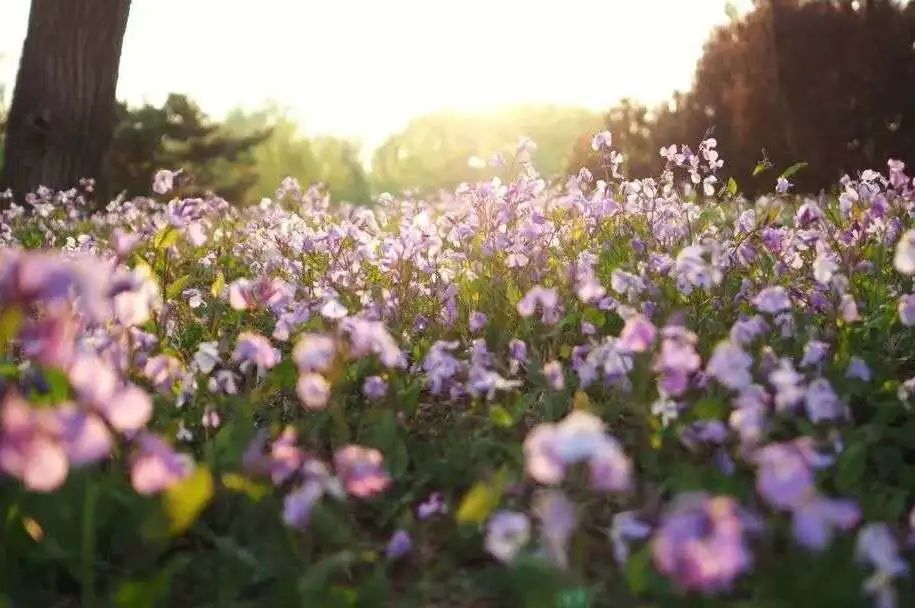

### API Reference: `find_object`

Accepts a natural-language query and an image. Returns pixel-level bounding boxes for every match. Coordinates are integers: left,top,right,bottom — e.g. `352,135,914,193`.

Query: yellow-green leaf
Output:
0,307,23,350
456,471,506,525
166,274,192,299
164,467,213,535
221,473,268,502
152,227,179,250
489,405,514,428
572,389,591,412
210,271,226,298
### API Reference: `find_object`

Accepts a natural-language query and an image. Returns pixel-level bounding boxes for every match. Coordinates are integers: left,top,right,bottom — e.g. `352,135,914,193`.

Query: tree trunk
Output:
1,0,131,200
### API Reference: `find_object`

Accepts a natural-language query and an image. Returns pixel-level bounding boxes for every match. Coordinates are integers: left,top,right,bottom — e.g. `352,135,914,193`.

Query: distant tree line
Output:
573,0,915,192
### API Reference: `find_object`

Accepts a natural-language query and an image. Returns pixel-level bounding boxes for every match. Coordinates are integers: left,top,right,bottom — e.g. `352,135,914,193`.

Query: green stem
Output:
81,480,98,608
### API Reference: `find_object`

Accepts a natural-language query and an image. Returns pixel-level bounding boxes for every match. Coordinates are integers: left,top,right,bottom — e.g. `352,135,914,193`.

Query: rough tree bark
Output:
2,0,131,200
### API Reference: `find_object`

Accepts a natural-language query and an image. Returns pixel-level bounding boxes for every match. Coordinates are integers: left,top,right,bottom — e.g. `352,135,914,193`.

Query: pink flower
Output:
152,169,178,195
297,373,331,410
0,394,68,492
144,355,184,394
523,411,632,492
333,445,391,498
97,384,153,433
293,333,336,372
542,360,565,391
130,433,191,495
618,314,657,353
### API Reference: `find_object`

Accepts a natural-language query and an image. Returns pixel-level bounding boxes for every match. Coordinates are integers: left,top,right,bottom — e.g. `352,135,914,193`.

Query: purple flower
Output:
340,318,405,368
485,511,530,563
753,286,792,314
707,341,753,390
652,493,759,593
233,332,280,371
58,407,111,466
533,490,577,569
469,311,488,333
517,286,560,324
754,441,817,510
768,358,805,412
610,511,652,564
333,445,390,498
591,130,613,152
804,378,845,423
653,326,701,396
362,375,388,400
792,496,860,551
846,357,872,382
523,411,632,492
385,529,413,561
800,339,830,368
856,524,908,608
283,481,323,530
417,491,447,519
898,294,915,326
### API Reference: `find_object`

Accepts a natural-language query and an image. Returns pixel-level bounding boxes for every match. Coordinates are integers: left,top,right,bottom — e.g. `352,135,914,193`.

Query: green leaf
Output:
836,442,867,492
152,227,179,250
780,161,808,179
165,274,192,299
625,546,652,594
725,177,738,196
163,467,213,535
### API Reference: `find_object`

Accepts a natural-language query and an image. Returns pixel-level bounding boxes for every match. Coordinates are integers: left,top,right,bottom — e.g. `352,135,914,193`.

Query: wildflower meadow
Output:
3,134,915,607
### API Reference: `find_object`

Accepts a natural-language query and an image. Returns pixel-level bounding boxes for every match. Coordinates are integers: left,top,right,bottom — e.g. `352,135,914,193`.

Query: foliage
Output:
2,135,915,607
223,106,370,203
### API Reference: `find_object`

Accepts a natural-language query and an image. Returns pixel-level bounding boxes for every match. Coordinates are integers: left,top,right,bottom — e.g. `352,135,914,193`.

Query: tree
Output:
2,0,131,199
222,107,370,203
109,94,269,202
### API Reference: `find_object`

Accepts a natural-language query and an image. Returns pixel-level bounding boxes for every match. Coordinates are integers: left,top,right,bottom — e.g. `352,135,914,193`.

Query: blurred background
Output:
1,0,914,202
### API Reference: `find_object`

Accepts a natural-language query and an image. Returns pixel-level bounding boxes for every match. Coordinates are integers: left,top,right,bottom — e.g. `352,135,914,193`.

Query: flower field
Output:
2,135,915,607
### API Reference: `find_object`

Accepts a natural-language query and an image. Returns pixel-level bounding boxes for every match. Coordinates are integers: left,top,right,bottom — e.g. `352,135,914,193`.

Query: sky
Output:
0,0,752,151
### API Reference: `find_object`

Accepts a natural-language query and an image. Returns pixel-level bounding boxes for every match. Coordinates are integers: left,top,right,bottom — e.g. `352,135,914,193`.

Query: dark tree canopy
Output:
573,0,915,192
108,94,270,202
